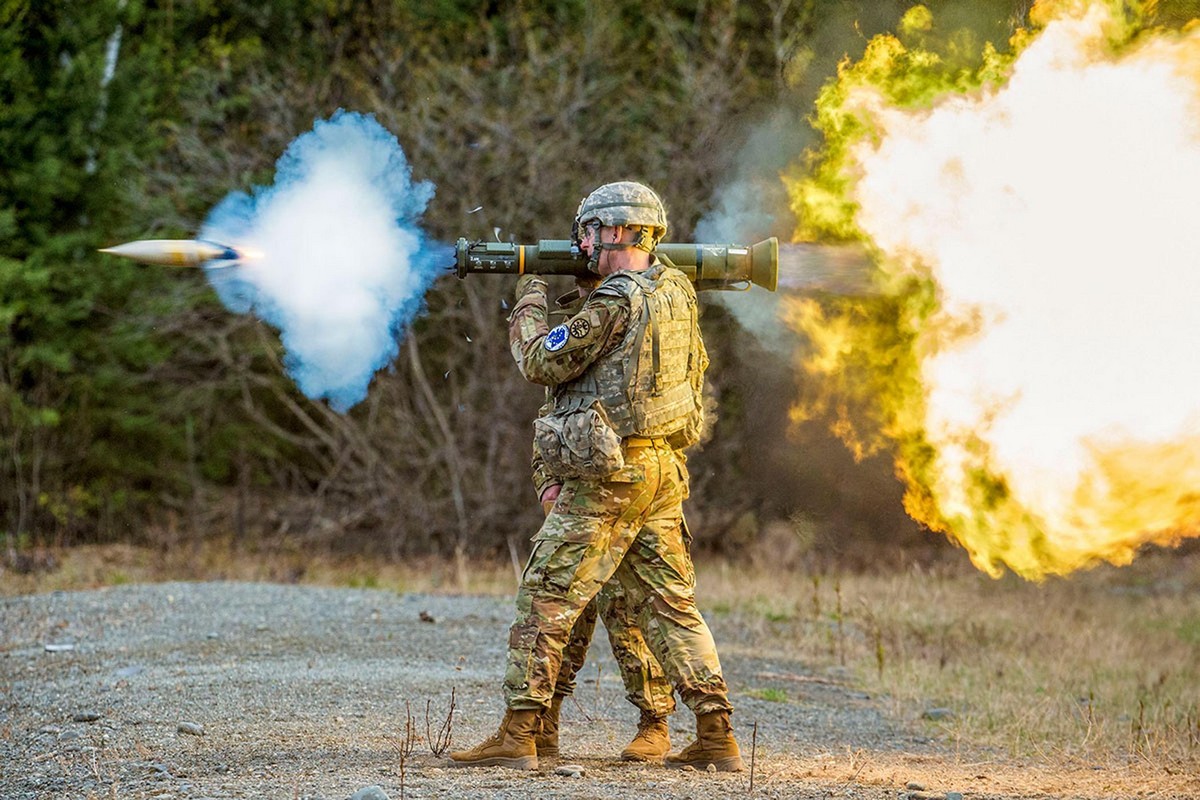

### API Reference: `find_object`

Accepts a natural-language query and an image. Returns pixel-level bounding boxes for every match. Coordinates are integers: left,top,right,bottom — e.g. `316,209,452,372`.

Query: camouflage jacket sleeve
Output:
530,396,558,498
508,281,631,386
528,288,590,496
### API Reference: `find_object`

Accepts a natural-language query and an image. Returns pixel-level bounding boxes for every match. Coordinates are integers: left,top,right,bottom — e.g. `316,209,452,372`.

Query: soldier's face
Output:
579,225,596,256
578,222,603,257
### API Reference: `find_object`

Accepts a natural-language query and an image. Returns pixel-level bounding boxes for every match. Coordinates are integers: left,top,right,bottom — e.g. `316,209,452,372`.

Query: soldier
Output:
450,181,744,772
532,289,675,763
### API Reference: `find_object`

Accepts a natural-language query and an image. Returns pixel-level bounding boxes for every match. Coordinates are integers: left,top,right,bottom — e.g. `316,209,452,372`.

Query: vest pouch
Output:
534,405,625,480
666,415,702,450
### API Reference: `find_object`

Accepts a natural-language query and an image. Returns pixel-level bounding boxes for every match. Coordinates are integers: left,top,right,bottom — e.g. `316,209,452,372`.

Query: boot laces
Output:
473,711,517,751
636,711,665,733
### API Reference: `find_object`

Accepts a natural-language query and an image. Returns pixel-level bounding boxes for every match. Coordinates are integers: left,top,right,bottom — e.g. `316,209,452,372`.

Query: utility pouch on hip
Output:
533,405,625,480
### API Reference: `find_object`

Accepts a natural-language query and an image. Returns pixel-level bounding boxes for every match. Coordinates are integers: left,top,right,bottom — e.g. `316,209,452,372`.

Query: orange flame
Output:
784,1,1200,578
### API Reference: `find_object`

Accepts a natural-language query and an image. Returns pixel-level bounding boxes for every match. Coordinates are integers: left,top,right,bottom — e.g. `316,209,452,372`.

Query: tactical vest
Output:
553,264,706,444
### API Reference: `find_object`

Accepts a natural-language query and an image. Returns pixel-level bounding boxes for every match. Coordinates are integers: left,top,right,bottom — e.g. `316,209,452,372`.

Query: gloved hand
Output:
515,274,549,301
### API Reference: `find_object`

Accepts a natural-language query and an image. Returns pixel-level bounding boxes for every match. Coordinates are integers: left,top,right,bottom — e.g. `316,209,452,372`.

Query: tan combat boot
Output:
620,711,671,762
664,710,745,772
535,695,564,759
448,709,540,770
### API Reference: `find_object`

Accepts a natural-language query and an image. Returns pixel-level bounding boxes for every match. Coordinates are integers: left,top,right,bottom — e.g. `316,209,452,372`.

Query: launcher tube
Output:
453,237,778,292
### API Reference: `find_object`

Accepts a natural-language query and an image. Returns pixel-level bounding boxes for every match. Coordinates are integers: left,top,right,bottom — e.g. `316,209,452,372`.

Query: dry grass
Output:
6,540,1200,787
699,550,1200,776
0,540,521,598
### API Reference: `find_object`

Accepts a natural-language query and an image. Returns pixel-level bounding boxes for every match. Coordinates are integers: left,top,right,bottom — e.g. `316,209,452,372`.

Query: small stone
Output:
907,783,926,791
177,722,205,736
554,764,585,777
947,793,963,800
44,643,75,653
350,786,391,800
921,707,954,721
73,712,101,723
419,610,436,623
206,632,221,639
707,763,717,773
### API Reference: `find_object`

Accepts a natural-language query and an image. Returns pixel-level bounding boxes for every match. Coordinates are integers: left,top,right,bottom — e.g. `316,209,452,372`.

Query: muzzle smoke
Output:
200,110,448,412
788,1,1200,577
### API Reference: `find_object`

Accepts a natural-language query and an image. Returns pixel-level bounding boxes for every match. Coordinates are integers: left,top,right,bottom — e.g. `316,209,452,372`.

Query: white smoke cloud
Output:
200,110,448,412
850,5,1200,558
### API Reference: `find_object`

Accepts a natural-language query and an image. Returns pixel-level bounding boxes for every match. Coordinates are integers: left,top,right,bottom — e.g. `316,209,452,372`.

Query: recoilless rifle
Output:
452,237,778,292
99,236,780,293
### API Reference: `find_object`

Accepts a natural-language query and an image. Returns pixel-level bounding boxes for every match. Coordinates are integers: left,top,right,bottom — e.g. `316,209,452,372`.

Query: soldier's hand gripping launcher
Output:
453,237,779,292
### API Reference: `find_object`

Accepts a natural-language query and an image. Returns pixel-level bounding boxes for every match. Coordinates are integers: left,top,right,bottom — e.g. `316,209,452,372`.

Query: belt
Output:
624,436,670,448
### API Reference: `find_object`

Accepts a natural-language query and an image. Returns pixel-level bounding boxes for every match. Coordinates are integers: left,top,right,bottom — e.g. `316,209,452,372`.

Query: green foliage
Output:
1,1,155,541
0,0,1038,556
0,0,298,545
746,686,789,702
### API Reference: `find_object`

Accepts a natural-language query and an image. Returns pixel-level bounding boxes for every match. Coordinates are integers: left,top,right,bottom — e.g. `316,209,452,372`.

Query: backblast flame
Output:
785,1,1200,578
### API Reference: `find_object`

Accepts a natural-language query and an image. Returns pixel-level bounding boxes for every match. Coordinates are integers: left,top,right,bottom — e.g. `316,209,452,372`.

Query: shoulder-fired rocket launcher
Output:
98,236,780,293
452,237,778,292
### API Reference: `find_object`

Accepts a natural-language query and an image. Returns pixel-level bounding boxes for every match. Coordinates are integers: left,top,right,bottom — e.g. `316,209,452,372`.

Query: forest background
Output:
4,0,1196,572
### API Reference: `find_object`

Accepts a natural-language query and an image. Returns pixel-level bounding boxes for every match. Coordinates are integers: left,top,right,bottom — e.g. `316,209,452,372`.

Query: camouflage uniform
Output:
534,294,676,719
534,420,676,718
504,263,732,717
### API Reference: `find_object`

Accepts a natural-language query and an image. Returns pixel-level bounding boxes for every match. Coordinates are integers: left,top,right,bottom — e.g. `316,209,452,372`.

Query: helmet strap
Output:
597,226,658,253
579,219,603,273
581,223,659,272
592,240,633,273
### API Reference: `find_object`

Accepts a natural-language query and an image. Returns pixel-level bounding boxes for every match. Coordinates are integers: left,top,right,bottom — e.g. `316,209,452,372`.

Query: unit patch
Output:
569,318,592,339
544,324,570,352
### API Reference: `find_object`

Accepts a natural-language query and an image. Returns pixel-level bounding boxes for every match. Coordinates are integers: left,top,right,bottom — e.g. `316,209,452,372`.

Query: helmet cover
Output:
572,181,668,252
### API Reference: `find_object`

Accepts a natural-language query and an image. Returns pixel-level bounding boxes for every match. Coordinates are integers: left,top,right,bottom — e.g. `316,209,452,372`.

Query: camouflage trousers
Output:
504,443,732,715
554,578,677,718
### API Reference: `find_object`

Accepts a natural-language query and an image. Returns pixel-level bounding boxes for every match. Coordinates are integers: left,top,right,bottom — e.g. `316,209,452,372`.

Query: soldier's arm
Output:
531,398,558,500
508,278,630,386
532,436,561,513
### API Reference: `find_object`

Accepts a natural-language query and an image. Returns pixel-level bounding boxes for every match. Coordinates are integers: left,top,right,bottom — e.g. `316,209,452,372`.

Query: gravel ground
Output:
0,581,1136,799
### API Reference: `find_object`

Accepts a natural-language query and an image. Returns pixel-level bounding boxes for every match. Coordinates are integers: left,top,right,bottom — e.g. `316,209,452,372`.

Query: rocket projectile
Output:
98,239,244,267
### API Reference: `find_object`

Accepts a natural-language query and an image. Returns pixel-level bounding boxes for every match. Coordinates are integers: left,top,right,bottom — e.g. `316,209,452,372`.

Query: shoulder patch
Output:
544,324,570,352
569,318,591,339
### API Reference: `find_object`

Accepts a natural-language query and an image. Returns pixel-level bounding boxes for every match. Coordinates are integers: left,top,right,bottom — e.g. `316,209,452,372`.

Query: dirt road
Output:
0,581,1170,799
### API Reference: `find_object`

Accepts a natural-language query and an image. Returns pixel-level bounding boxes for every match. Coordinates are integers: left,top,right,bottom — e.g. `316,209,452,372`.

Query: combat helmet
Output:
572,181,668,258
